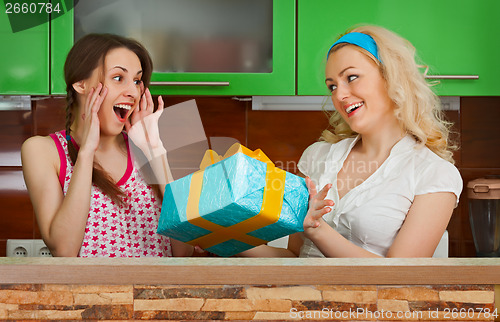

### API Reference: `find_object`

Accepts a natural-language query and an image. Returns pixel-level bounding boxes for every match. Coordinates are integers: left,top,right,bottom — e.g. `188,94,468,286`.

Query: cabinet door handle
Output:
425,75,479,80
150,81,230,86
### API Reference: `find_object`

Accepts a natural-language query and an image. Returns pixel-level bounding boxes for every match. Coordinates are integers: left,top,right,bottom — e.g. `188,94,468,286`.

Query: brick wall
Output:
0,284,496,320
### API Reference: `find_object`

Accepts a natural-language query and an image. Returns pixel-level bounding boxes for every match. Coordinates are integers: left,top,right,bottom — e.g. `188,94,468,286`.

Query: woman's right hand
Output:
303,177,334,236
79,82,107,155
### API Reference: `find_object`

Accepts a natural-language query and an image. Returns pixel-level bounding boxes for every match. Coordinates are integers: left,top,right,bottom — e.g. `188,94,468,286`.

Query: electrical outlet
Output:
33,239,52,257
6,239,52,257
6,239,33,257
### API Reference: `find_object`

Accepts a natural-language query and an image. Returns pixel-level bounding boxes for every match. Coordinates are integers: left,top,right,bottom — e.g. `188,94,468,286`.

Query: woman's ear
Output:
72,80,87,94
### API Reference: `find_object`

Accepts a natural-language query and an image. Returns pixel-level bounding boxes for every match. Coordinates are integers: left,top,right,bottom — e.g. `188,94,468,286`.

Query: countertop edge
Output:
1,258,499,285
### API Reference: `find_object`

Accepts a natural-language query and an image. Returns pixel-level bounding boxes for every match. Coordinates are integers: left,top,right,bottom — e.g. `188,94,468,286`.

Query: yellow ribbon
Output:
185,143,286,250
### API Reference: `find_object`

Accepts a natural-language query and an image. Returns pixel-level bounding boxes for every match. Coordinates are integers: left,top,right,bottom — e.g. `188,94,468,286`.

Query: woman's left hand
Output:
126,88,165,156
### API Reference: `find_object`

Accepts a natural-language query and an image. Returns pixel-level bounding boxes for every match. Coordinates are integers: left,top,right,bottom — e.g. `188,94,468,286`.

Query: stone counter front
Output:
0,258,499,321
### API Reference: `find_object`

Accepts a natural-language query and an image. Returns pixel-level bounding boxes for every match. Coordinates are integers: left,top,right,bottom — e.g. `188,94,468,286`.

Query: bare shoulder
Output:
23,134,54,147
21,135,60,169
22,135,57,153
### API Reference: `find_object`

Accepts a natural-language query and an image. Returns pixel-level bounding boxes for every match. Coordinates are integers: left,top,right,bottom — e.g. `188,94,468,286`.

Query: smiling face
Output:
86,47,144,136
325,45,398,135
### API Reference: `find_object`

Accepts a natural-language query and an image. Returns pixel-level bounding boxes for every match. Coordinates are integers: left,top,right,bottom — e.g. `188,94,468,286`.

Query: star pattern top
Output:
49,130,172,257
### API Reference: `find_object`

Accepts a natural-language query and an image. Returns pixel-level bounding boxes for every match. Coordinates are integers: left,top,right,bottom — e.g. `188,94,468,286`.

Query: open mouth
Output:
113,104,131,121
346,102,364,114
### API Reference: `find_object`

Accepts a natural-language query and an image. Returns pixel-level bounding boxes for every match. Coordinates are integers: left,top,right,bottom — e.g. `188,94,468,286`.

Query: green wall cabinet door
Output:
51,0,295,96
298,0,500,96
0,9,49,95
50,4,73,95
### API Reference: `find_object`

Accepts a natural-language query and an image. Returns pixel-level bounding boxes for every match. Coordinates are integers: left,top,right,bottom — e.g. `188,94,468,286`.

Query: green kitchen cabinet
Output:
51,0,295,96
298,0,500,96
0,8,49,95
50,2,73,95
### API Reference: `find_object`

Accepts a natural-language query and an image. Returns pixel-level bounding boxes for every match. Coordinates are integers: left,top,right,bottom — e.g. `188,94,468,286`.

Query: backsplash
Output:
0,96,499,257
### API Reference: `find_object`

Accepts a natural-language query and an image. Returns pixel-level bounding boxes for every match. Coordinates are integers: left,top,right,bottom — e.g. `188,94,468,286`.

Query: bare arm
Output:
304,177,456,257
302,178,379,257
385,192,456,257
22,137,96,257
126,89,172,193
126,90,195,256
22,84,106,257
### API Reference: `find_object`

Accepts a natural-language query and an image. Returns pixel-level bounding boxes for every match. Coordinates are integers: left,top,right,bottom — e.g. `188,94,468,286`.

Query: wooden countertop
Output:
1,257,499,285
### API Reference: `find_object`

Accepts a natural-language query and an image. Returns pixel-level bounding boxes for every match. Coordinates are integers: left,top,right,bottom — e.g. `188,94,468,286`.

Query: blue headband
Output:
327,32,380,62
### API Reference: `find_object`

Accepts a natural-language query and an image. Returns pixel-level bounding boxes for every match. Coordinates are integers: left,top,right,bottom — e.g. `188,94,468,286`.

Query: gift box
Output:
157,143,309,257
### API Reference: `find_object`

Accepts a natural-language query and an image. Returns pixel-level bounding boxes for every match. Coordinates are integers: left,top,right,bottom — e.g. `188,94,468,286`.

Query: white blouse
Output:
297,135,462,257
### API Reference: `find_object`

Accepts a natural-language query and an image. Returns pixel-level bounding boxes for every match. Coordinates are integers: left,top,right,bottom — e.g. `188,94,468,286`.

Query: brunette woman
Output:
21,34,192,257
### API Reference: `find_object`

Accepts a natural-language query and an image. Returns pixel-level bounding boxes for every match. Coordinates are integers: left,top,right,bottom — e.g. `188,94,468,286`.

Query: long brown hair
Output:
64,33,153,204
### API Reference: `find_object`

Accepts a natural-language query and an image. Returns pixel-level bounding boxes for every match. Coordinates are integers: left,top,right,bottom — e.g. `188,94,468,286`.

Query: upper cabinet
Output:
4,1,500,97
0,9,49,95
51,0,296,96
297,0,500,96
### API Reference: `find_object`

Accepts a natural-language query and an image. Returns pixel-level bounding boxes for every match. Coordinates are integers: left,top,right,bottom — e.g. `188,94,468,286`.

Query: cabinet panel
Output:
51,0,295,96
0,169,34,240
50,5,73,96
0,10,49,95
298,0,500,96
460,97,500,168
248,110,329,173
0,110,33,166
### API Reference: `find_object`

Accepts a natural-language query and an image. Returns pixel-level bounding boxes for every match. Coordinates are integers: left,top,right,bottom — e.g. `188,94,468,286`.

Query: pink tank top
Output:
49,130,172,257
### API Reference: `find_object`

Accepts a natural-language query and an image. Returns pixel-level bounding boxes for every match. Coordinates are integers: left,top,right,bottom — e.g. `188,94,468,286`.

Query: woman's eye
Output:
134,79,143,85
328,84,337,92
347,75,358,82
112,76,122,81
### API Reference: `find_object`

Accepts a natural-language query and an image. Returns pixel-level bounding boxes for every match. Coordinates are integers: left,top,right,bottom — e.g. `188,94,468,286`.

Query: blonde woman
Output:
243,25,462,258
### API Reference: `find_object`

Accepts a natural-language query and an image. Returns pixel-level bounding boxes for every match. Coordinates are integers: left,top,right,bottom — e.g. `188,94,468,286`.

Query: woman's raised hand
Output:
126,88,165,154
79,83,107,155
303,177,334,233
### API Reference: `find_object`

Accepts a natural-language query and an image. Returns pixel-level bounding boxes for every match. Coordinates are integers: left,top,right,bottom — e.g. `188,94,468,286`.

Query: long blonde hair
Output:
321,25,457,163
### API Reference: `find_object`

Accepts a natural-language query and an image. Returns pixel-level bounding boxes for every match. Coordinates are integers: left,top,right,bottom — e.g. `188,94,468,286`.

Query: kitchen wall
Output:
0,96,498,257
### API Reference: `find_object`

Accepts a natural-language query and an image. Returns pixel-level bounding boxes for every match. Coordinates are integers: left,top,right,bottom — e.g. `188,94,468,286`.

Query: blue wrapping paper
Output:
157,150,309,257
